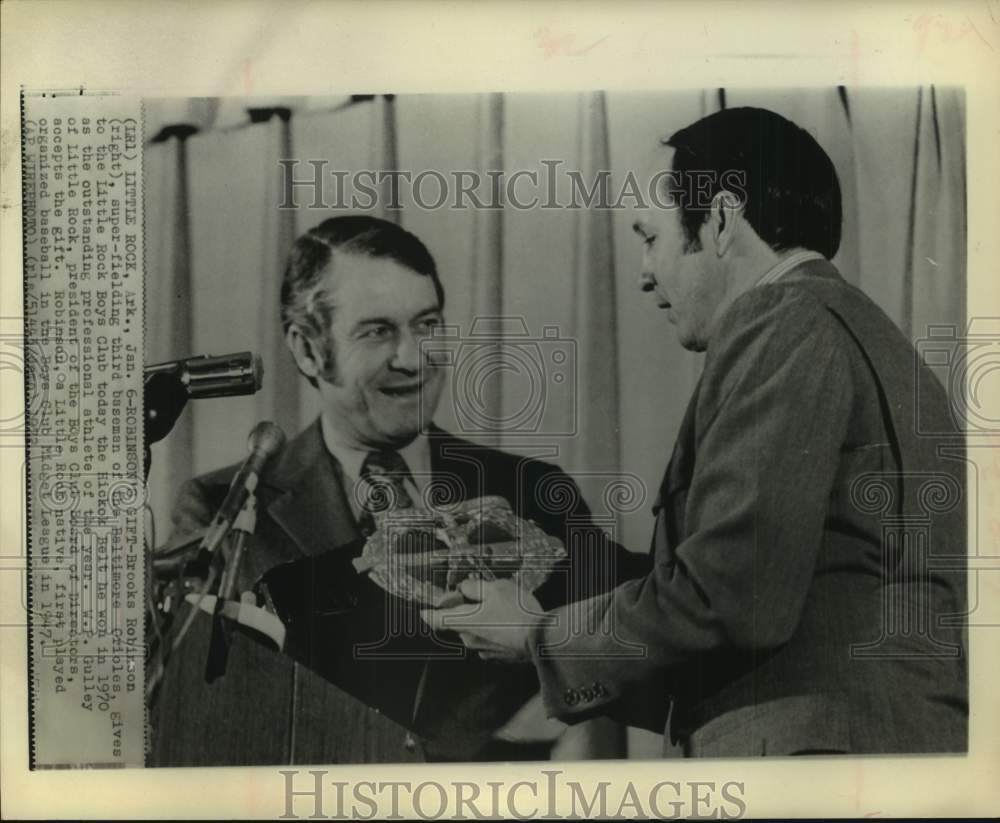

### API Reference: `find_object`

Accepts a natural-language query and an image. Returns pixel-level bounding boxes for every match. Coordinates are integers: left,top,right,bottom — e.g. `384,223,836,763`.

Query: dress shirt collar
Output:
319,417,431,487
756,248,827,287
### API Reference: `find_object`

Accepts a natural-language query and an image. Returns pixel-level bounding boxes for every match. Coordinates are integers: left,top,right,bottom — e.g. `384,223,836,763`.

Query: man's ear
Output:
708,189,744,257
285,326,323,381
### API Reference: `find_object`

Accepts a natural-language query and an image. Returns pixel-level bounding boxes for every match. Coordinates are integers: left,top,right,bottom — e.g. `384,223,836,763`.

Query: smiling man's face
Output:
632,152,728,352
315,253,445,449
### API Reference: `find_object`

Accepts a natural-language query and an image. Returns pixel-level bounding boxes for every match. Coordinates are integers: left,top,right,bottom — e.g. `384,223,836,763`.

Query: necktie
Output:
358,450,415,536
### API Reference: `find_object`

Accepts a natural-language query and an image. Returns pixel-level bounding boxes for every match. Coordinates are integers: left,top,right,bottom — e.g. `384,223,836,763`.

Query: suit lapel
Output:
265,420,361,564
651,259,915,533
651,259,848,516
266,422,475,566
651,261,839,519
413,427,486,732
427,426,486,502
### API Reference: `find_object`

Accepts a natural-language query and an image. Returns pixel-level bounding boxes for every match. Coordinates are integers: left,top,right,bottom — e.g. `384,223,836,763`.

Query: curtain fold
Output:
145,129,195,536
548,91,628,761
254,110,300,433
909,86,966,343
849,88,923,326
184,120,283,478
467,93,506,444
569,91,621,486
371,95,400,225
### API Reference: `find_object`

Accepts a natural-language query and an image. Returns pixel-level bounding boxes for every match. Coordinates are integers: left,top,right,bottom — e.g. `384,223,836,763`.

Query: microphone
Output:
147,422,286,692
199,421,287,557
145,351,263,399
144,353,264,467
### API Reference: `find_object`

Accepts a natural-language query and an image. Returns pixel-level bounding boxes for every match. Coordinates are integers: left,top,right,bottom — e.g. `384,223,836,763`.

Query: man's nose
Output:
638,268,657,293
391,330,421,372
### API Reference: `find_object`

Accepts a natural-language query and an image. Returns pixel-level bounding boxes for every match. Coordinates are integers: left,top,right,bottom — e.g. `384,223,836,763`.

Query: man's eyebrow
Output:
632,221,647,236
412,305,443,320
351,316,398,331
351,305,441,331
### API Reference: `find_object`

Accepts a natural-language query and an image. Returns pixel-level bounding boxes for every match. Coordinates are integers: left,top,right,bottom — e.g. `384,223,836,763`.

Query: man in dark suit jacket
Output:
428,107,968,756
149,216,643,766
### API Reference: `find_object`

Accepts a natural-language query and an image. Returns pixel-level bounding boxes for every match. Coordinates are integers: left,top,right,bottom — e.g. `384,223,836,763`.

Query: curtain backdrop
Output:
143,87,966,759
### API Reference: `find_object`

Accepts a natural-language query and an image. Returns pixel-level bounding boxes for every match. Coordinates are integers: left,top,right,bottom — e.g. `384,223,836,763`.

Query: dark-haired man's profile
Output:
150,215,643,765
429,106,968,757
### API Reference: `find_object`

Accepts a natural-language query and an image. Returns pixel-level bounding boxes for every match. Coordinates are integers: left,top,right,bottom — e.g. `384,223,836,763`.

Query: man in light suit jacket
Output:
427,107,968,756
149,215,645,766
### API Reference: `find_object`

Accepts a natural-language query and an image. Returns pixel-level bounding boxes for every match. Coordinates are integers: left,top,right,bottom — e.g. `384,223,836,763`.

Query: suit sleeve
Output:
530,288,855,723
147,478,222,567
168,477,216,535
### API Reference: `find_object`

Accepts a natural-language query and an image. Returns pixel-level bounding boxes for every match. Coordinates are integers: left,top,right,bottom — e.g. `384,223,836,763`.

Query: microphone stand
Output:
199,492,286,683
204,494,257,682
145,489,286,699
145,420,286,701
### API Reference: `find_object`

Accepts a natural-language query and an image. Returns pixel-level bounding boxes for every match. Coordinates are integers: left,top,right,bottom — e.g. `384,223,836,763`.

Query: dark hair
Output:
281,215,444,386
664,107,842,258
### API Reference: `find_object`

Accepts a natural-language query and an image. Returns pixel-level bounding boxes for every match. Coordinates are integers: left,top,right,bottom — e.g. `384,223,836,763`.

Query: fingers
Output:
419,611,527,661
420,605,475,631
458,632,509,653
477,649,522,662
422,581,504,628
459,632,523,662
418,608,514,651
458,577,522,601
420,579,536,637
457,578,484,600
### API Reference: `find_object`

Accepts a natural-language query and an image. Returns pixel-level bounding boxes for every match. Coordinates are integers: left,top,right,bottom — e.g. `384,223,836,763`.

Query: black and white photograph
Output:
3,2,999,819
138,86,968,766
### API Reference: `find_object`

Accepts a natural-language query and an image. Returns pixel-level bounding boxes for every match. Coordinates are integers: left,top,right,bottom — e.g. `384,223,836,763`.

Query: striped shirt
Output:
756,249,827,287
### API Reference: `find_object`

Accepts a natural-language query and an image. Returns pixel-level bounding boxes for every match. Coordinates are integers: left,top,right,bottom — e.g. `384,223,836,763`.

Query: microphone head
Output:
248,421,286,458
182,352,263,398
251,354,264,391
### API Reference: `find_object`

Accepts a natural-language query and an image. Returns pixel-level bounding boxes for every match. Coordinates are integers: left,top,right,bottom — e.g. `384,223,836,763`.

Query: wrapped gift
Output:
352,496,566,607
